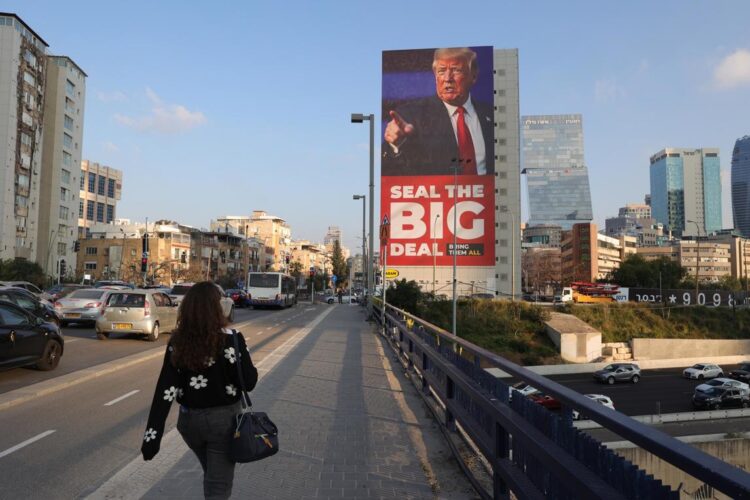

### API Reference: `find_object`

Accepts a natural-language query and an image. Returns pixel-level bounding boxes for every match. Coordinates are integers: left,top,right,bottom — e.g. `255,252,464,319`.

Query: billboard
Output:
381,46,495,266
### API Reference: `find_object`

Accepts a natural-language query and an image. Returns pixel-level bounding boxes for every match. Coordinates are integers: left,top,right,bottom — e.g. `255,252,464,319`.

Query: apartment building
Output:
38,55,86,280
637,240,731,283
246,210,291,271
290,240,330,276
78,160,122,238
0,14,48,261
560,223,634,283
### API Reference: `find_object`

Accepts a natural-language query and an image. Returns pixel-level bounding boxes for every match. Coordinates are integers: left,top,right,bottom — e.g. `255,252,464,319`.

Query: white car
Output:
508,383,539,401
695,377,750,395
168,283,235,322
326,294,358,304
572,394,615,420
683,363,723,380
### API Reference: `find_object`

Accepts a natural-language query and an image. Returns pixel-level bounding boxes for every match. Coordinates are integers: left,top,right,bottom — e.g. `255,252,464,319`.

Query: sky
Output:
7,1,750,251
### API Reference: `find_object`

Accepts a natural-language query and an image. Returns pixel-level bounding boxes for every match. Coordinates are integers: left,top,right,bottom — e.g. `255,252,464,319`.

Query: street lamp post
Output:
353,195,366,293
351,113,375,316
449,159,467,336
432,213,441,295
687,220,701,303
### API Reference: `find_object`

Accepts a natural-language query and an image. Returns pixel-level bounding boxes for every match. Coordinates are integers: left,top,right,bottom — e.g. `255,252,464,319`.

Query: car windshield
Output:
107,293,146,307
70,290,106,299
602,365,615,371
170,285,192,295
249,274,279,288
692,364,706,370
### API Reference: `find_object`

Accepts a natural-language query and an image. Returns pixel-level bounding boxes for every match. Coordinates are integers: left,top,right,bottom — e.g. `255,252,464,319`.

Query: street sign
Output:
385,269,399,279
380,214,390,246
332,274,337,283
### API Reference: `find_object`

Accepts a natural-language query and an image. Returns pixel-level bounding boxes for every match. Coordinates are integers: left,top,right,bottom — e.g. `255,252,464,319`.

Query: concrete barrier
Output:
574,408,750,430
632,338,750,360
544,312,602,363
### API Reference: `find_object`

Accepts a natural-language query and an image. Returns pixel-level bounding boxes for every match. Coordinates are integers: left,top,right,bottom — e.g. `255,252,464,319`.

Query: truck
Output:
560,282,620,304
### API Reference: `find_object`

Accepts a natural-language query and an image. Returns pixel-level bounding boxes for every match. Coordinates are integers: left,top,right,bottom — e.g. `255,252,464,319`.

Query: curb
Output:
0,346,165,412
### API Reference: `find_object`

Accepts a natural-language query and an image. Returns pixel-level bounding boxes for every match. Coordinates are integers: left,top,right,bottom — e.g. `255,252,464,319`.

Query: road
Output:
0,303,326,499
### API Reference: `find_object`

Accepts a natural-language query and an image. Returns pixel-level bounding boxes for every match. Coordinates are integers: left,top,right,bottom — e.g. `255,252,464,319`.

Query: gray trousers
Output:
177,402,241,499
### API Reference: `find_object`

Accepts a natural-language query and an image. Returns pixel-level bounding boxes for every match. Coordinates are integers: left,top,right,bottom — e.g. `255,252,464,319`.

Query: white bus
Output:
246,272,297,308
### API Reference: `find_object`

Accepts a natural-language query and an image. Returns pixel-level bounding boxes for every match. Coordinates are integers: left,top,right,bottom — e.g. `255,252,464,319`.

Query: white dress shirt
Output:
443,96,486,174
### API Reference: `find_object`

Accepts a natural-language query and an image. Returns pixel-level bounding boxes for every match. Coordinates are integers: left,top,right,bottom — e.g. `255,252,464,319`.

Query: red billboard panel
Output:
381,46,495,267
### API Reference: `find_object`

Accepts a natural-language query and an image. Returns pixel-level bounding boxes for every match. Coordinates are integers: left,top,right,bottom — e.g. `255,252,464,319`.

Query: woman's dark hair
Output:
170,281,229,371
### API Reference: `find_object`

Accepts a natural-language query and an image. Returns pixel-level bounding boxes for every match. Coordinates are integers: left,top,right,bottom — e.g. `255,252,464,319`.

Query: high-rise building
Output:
522,114,593,229
731,136,750,237
38,56,86,280
649,148,722,237
324,226,341,247
0,14,48,260
78,160,123,237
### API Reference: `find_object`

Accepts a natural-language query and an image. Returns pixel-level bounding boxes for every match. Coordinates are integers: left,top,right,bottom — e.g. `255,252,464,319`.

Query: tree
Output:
331,240,347,288
0,259,46,287
385,279,422,314
612,255,685,288
289,260,303,279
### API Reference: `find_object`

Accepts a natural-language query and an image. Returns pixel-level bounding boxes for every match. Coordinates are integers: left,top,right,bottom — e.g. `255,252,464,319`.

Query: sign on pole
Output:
380,215,390,247
385,269,399,279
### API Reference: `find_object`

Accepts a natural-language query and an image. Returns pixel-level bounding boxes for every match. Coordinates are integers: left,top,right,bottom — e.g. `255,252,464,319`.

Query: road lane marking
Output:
104,390,140,406
65,339,79,344
85,306,335,500
0,430,56,459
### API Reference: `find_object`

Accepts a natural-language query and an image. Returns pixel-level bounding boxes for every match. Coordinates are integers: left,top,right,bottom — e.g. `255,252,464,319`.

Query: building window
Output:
499,239,508,247
96,202,104,222
65,97,75,113
16,174,30,189
80,174,85,190
61,169,71,184
60,187,69,202
63,133,73,149
66,79,75,97
86,200,94,221
107,179,116,198
84,262,97,270
64,115,74,131
98,175,106,195
23,71,35,86
59,205,69,220
15,195,28,207
21,132,32,147
63,151,72,166
85,247,97,255
500,273,508,281
79,200,84,218
88,172,96,193
106,204,114,223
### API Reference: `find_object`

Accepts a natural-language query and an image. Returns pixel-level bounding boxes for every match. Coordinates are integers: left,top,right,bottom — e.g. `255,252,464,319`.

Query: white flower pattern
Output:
224,347,236,364
163,386,178,401
144,428,157,442
177,388,184,398
205,356,215,367
190,375,208,390
226,384,237,396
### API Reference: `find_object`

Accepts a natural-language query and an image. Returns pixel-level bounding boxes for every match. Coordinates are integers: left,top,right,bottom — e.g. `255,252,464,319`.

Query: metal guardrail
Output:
374,302,750,500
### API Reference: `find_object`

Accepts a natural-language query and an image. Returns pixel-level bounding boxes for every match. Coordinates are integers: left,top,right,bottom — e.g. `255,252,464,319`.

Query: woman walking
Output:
141,281,258,499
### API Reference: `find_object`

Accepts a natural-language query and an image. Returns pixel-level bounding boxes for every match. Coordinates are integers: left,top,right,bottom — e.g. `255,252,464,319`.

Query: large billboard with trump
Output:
381,46,495,266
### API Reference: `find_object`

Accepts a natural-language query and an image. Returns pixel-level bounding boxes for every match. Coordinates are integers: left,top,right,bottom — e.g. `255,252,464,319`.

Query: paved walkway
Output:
142,305,477,499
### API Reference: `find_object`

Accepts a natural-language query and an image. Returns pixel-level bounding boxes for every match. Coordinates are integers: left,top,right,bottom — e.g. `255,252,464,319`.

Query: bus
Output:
246,272,297,308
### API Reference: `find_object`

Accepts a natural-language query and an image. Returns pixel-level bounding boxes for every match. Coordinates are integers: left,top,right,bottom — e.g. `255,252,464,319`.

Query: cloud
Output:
713,49,750,89
594,78,626,102
97,90,127,102
102,141,119,153
114,88,206,134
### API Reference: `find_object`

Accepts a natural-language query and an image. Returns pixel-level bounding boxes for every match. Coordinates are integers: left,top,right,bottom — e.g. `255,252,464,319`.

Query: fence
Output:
373,302,750,499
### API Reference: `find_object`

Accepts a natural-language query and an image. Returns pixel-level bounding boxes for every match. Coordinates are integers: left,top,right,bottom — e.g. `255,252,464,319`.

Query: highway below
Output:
0,303,327,499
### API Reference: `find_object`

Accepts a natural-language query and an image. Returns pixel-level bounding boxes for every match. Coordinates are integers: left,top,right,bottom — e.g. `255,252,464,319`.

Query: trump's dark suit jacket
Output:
381,96,494,176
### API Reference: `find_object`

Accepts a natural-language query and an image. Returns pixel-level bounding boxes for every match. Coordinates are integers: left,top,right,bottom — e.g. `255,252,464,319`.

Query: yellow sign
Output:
385,269,399,279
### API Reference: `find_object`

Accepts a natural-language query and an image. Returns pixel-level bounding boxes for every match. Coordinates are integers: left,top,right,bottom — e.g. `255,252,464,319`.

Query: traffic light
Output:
141,257,148,272
181,251,187,263
309,268,315,278
285,255,290,264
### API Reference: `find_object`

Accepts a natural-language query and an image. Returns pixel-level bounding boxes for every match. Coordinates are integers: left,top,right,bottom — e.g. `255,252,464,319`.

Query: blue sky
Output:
8,1,750,251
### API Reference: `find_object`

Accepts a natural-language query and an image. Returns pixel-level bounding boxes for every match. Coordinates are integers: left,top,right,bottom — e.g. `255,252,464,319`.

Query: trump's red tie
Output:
456,106,477,174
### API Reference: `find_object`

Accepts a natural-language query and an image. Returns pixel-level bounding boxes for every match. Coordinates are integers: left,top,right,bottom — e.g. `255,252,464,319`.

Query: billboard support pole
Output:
382,245,387,330
451,162,460,337
368,114,375,318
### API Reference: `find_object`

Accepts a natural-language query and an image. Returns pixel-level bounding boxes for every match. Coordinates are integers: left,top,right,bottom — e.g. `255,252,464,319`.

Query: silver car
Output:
695,377,750,395
56,289,113,326
95,290,178,341
683,363,723,380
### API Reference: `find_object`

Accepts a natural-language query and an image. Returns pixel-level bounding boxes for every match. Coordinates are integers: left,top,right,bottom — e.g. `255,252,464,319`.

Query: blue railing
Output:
374,302,750,500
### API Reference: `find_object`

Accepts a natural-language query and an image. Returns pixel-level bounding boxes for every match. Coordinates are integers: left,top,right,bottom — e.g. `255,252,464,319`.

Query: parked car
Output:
593,363,641,384
0,281,44,297
94,280,135,289
169,283,234,321
572,394,615,420
694,377,750,395
55,288,113,326
96,290,178,341
529,393,561,410
0,287,61,326
508,382,539,401
692,387,750,410
683,363,723,380
729,361,750,383
42,284,90,302
226,289,251,308
326,293,358,304
0,301,63,371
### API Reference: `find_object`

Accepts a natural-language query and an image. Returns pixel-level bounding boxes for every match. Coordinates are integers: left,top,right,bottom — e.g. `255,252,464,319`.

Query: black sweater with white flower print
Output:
141,329,258,460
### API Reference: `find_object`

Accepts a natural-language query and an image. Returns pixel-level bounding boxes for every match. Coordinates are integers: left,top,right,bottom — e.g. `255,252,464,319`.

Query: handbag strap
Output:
231,329,252,409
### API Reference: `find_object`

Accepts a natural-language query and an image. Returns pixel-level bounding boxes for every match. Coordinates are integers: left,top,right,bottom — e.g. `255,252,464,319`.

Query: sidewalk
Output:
142,305,477,499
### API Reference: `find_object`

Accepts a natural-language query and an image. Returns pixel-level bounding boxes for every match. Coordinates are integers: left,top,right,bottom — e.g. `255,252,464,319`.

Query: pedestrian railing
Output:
373,302,750,500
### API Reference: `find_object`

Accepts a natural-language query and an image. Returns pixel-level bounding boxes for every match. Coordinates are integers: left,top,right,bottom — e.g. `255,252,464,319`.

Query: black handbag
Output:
229,330,279,463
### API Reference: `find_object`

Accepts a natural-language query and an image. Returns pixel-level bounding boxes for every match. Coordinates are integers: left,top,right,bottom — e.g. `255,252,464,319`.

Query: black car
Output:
692,387,750,410
0,300,64,371
729,362,750,383
0,287,61,326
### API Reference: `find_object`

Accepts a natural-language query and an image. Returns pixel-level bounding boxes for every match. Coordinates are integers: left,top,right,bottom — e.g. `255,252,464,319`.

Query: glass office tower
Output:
732,136,750,237
649,148,722,237
522,114,593,229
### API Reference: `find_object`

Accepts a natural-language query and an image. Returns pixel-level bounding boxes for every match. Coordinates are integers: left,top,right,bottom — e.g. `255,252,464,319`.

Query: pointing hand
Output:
384,110,414,146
